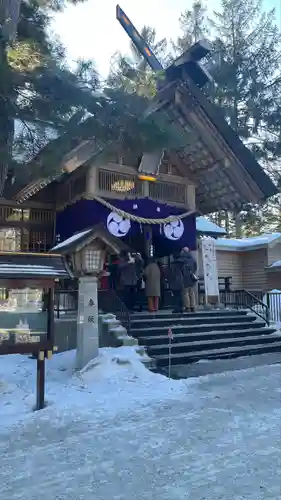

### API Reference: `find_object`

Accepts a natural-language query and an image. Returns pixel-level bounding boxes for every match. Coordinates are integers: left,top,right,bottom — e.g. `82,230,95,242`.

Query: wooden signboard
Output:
201,237,220,305
0,252,70,410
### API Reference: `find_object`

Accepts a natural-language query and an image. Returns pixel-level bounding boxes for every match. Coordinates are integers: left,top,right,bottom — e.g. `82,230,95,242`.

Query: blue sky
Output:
52,0,281,78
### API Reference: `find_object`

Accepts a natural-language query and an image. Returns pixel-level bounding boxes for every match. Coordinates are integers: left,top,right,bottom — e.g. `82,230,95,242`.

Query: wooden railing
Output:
0,206,54,224
98,169,142,197
97,168,188,205
149,181,186,204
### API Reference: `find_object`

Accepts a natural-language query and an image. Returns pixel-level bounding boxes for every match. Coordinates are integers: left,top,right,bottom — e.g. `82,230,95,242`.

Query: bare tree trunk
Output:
0,38,14,195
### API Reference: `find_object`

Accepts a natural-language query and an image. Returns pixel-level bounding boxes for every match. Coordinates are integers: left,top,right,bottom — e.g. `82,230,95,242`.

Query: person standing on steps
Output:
158,259,167,310
134,252,144,312
169,252,185,314
181,246,198,312
118,251,137,311
143,257,161,313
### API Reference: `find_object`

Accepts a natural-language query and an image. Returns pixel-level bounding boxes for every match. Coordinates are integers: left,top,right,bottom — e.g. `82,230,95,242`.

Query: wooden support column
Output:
36,351,45,411
86,164,98,195
186,182,196,210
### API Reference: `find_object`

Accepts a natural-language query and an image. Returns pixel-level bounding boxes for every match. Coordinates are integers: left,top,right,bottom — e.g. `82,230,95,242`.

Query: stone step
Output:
131,320,266,337
153,339,281,365
152,352,281,379
131,309,249,321
130,314,257,330
137,325,274,345
146,331,279,356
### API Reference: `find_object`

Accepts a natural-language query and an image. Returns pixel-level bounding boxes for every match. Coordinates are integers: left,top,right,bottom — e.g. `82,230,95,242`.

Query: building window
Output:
0,228,21,251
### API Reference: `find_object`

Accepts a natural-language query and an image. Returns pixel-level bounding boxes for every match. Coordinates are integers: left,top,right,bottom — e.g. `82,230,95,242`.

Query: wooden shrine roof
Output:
11,78,277,213
0,252,71,280
147,79,277,213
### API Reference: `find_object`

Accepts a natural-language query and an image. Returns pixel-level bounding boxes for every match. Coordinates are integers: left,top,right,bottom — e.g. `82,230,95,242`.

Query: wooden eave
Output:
12,132,100,204
149,78,277,214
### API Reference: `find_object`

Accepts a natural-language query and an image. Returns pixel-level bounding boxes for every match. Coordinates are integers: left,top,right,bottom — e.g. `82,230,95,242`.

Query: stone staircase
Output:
130,309,281,369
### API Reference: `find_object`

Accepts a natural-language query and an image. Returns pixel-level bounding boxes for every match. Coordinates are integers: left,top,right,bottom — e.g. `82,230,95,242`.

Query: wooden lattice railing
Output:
97,168,188,205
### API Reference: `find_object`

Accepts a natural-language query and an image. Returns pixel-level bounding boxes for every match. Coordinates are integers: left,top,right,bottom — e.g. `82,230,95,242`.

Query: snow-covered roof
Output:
196,217,226,235
0,264,67,277
52,229,92,251
216,233,281,252
0,253,70,279
51,225,131,254
268,260,281,269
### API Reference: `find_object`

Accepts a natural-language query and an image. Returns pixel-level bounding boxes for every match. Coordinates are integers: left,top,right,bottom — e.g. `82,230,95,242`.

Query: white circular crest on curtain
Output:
163,219,184,241
107,211,131,238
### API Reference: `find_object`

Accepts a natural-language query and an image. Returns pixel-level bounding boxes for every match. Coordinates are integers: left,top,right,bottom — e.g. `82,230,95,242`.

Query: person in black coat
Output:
181,247,197,312
158,260,167,310
118,251,137,311
169,252,185,313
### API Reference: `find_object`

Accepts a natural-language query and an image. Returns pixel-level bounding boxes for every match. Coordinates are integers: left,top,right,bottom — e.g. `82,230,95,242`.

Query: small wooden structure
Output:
0,251,70,409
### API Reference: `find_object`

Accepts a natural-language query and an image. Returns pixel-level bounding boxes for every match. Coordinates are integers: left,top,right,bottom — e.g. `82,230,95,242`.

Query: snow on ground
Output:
0,348,188,427
0,348,281,499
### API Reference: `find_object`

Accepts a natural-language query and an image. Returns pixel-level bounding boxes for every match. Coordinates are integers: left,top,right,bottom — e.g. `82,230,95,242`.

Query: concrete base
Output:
76,276,99,371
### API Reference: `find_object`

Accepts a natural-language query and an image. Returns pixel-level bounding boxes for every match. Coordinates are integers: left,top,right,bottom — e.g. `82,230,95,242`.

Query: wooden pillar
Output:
186,182,196,210
36,351,45,410
87,164,98,195
47,287,54,343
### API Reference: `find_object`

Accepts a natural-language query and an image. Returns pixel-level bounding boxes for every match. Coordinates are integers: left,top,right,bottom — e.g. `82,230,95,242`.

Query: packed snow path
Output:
0,351,280,499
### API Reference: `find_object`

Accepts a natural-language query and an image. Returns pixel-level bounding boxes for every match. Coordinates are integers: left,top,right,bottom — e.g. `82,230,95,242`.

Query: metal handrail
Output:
241,289,270,324
98,289,131,333
220,289,270,325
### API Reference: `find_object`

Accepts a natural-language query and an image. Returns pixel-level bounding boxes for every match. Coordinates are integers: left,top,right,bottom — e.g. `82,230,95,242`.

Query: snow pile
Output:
0,347,191,430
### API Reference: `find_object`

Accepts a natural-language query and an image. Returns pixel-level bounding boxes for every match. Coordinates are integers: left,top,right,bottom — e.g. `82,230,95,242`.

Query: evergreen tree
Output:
0,0,91,194
175,1,209,52
209,0,281,150
108,25,169,97
208,0,281,236
1,4,183,191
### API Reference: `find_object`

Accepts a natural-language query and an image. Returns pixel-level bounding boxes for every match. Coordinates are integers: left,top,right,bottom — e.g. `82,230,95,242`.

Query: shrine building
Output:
1,76,276,266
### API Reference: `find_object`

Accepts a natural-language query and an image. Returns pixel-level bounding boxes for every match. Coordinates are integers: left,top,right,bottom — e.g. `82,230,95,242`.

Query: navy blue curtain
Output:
55,198,196,254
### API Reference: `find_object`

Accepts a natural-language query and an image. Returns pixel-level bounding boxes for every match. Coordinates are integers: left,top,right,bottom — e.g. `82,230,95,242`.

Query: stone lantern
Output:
71,242,106,370
51,226,128,370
